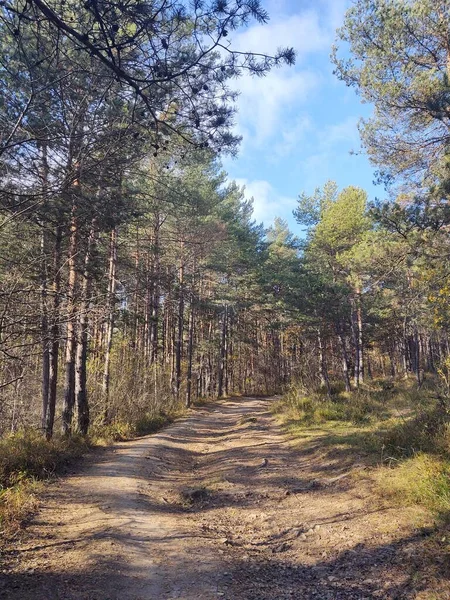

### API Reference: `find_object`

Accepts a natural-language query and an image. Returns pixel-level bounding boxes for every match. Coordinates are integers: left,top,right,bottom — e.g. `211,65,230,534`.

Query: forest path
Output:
2,397,432,599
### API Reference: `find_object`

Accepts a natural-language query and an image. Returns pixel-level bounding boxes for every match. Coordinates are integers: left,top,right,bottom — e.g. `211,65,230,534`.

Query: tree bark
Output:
40,225,50,432
62,206,78,435
75,222,96,435
356,287,364,385
174,254,184,398
336,321,351,392
317,328,331,396
44,224,62,440
39,143,50,433
185,303,195,408
150,216,160,363
218,306,228,398
102,227,118,423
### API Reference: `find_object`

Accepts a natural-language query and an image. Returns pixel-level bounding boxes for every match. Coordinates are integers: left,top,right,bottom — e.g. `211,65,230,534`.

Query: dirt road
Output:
1,397,441,599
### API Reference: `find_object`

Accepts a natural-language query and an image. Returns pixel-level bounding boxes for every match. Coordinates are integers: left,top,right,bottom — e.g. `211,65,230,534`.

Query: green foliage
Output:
377,454,450,520
293,180,338,227
333,0,450,181
312,186,370,257
279,383,389,426
381,404,450,459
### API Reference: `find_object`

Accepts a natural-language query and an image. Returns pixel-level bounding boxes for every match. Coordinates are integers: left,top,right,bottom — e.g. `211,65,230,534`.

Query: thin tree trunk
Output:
185,303,195,408
150,218,160,363
427,337,435,373
45,224,62,440
75,222,96,435
350,304,359,388
218,305,228,398
41,226,50,432
402,318,410,376
414,328,422,386
174,258,184,398
62,206,78,435
317,328,331,396
39,143,50,433
336,322,351,392
102,227,118,423
355,287,364,385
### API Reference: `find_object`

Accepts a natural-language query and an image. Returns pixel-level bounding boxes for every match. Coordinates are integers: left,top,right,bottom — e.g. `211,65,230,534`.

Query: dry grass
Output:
0,430,90,489
0,431,90,538
0,480,42,536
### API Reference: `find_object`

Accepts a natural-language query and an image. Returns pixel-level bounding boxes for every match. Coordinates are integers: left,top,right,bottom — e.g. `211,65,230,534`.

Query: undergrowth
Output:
91,411,177,444
275,377,450,523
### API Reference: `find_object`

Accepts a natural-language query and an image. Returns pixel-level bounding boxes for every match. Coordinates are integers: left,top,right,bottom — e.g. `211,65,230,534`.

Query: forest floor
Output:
1,397,448,600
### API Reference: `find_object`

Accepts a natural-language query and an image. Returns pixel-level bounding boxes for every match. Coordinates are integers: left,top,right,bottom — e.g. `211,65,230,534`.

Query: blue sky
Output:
222,0,385,233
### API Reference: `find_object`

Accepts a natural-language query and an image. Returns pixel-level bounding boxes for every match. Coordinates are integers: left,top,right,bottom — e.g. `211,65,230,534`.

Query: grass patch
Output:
274,383,392,426
0,431,89,538
0,430,90,489
0,480,42,535
376,454,450,518
276,378,450,522
91,406,185,443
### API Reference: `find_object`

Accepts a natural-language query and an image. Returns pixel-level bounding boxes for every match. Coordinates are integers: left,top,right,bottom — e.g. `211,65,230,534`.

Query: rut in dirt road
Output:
3,398,430,600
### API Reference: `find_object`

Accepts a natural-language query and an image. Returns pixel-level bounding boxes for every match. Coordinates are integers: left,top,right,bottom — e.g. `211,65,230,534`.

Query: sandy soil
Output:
1,397,447,599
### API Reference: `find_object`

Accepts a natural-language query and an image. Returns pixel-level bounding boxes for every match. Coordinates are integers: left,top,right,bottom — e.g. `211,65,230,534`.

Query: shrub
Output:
0,479,41,533
381,405,450,459
91,421,136,443
135,412,173,436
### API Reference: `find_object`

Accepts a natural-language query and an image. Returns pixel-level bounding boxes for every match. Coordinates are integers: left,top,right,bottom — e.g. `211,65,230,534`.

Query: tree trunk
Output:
185,303,195,408
39,143,50,433
218,306,228,398
150,218,160,363
174,259,184,398
413,328,422,386
402,318,410,376
427,337,435,373
45,224,62,440
102,227,118,423
75,222,96,435
355,287,364,385
336,322,351,392
62,207,78,435
317,328,331,396
350,307,359,387
40,226,50,432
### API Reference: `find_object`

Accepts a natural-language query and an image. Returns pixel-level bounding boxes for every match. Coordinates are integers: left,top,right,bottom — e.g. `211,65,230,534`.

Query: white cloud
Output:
234,177,297,226
235,68,319,147
228,6,342,151
231,11,330,57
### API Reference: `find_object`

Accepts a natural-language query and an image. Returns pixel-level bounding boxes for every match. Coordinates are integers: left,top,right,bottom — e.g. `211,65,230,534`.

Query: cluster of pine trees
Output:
293,0,450,397
2,0,450,441
0,0,298,438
